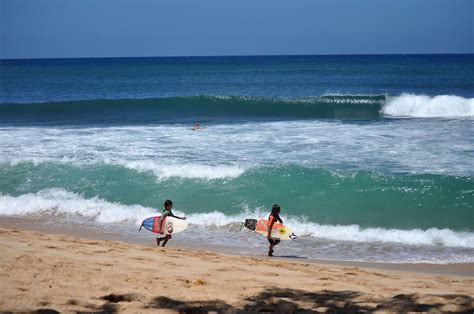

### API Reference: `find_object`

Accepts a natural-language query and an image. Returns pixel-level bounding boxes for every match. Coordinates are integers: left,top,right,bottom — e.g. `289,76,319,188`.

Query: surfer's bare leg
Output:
268,238,280,256
268,238,274,256
161,235,171,247
156,238,162,247
268,244,274,256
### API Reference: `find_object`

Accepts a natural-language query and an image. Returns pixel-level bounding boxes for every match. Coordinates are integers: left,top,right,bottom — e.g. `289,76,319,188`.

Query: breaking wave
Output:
383,94,474,118
2,94,472,124
1,189,473,248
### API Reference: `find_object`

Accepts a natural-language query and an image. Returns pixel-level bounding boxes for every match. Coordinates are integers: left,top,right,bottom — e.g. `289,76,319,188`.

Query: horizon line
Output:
1,52,473,61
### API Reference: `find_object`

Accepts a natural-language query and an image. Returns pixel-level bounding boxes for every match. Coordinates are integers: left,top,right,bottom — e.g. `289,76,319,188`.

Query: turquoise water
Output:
1,162,472,231
0,55,473,263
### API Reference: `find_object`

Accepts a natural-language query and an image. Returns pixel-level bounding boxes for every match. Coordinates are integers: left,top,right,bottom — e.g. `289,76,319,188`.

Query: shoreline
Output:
0,225,473,312
1,216,472,277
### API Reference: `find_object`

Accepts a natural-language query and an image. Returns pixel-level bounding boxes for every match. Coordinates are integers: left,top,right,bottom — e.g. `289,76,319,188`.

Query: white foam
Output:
0,189,156,224
117,161,246,180
383,94,474,118
185,211,474,248
304,96,381,104
186,211,244,226
1,116,473,176
285,218,474,248
0,156,246,181
1,190,473,248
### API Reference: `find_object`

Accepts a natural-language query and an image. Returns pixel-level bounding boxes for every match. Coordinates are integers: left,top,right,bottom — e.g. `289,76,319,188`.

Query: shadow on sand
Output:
275,255,308,259
143,287,473,313
26,288,473,313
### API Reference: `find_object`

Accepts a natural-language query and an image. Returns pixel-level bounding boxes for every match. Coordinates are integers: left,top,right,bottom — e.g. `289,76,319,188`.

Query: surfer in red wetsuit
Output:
156,199,186,247
267,204,283,256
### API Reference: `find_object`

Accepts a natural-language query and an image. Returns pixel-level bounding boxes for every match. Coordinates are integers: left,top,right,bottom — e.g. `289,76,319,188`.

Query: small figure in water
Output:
267,204,283,256
156,199,186,247
192,122,201,131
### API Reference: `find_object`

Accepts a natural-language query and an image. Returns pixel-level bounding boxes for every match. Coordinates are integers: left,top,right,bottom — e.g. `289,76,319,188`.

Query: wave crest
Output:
0,95,385,122
0,189,155,224
383,94,474,118
118,161,245,180
1,94,472,123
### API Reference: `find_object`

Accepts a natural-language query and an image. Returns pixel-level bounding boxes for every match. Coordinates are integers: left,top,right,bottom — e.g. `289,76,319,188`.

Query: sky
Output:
1,0,473,59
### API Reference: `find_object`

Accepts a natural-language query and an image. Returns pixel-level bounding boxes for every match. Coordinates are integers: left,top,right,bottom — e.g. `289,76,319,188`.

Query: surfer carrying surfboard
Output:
156,200,186,247
267,204,283,256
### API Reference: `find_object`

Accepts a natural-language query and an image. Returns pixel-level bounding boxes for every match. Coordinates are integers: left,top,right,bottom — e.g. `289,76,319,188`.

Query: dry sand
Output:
0,227,473,313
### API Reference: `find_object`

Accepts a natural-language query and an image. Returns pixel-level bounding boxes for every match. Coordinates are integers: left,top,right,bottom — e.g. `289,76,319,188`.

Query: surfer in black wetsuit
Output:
156,199,186,247
267,204,283,256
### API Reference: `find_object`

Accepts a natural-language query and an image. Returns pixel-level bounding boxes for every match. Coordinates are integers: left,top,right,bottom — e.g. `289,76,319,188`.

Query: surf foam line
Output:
1,189,473,249
0,189,156,225
0,159,246,180
186,211,474,248
114,160,246,180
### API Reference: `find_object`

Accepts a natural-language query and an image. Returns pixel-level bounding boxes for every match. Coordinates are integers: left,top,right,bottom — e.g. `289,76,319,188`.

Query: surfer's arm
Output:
169,213,186,220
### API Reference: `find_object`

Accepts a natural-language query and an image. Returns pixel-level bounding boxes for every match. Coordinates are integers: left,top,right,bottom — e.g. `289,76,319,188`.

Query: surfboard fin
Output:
139,224,143,232
289,233,298,240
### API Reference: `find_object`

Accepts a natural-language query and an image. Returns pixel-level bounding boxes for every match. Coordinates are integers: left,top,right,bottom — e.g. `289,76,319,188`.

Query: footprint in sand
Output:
129,256,146,261
215,266,246,272
435,276,452,284
75,251,94,256
43,245,59,249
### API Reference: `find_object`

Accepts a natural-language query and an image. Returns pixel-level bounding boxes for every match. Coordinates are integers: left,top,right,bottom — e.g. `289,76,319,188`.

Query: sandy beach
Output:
0,226,472,313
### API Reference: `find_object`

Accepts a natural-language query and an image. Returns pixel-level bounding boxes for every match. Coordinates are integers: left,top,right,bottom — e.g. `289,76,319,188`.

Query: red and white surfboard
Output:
140,216,188,235
244,219,298,241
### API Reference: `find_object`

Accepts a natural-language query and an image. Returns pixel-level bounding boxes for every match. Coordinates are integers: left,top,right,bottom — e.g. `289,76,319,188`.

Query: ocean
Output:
0,54,473,263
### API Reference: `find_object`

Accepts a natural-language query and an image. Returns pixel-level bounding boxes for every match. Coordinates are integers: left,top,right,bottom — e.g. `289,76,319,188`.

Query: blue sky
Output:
1,0,472,59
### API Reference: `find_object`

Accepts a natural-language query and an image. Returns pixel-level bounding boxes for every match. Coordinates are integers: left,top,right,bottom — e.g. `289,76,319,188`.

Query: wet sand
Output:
0,221,473,313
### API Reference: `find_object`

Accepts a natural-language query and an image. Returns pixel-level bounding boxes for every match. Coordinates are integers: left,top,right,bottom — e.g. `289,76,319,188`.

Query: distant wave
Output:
383,94,474,118
0,95,384,122
1,94,472,123
1,188,473,249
